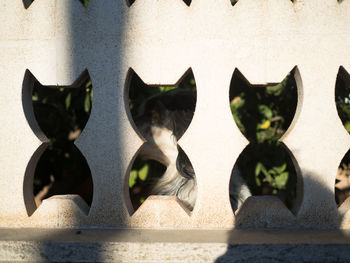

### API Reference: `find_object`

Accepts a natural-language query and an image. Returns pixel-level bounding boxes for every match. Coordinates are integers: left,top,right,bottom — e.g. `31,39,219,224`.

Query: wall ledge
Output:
1,228,350,262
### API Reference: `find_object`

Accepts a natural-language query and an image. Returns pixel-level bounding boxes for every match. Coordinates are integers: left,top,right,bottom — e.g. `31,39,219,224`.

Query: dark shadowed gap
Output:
231,0,238,6
127,0,192,7
18,0,128,260
231,1,294,8
31,71,93,209
127,69,197,212
127,0,135,6
22,0,34,9
78,0,90,8
183,0,191,6
335,66,350,206
23,0,89,9
229,69,298,211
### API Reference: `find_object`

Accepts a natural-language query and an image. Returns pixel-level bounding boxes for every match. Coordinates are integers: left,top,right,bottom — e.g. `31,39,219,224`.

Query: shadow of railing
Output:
24,0,127,261
215,171,350,262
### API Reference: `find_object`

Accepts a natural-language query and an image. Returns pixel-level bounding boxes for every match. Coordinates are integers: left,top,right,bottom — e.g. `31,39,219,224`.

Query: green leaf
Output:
85,80,92,88
32,93,38,102
129,170,138,188
65,93,71,110
267,168,277,176
274,172,289,189
263,172,273,184
255,176,261,187
345,121,350,132
84,93,91,112
266,75,288,96
233,114,245,133
266,83,283,96
260,163,269,177
258,105,273,119
159,86,177,92
138,164,149,181
255,162,263,177
273,163,287,174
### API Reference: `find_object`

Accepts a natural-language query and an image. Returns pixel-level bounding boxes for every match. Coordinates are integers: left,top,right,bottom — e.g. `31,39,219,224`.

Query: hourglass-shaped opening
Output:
335,67,350,207
229,68,299,212
126,69,197,213
23,70,93,216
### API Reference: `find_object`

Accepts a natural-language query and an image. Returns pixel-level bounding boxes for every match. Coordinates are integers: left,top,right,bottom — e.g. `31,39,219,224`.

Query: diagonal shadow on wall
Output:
22,0,127,261
215,172,350,263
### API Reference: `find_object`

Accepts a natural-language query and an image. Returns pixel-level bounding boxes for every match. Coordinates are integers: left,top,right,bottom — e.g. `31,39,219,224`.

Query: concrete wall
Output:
2,228,350,262
1,0,350,230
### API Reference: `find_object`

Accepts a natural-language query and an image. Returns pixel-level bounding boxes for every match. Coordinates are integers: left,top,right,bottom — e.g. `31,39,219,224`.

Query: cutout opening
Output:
79,0,90,7
23,70,93,216
24,0,89,9
127,0,191,7
183,0,192,6
23,0,34,9
126,69,197,213
229,68,299,212
335,66,350,206
127,0,133,6
336,150,350,206
231,0,238,6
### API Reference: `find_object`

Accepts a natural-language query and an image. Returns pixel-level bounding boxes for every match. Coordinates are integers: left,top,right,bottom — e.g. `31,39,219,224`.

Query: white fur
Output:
138,124,250,211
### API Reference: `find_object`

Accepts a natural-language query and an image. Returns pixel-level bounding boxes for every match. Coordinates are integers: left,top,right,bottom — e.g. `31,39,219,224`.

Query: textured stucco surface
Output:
1,0,350,229
1,229,350,262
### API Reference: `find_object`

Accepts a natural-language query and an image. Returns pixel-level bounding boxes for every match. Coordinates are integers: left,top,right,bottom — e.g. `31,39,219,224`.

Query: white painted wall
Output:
1,0,350,229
